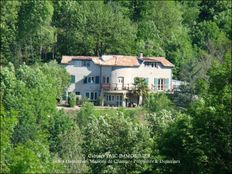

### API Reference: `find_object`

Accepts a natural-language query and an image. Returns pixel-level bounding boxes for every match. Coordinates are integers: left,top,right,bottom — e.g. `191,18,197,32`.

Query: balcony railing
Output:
101,83,135,91
100,83,172,92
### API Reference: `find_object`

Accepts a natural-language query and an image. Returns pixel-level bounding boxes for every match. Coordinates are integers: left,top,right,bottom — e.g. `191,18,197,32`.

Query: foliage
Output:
96,96,104,106
171,84,195,109
144,93,173,113
0,1,20,65
53,1,136,57
68,92,76,107
0,62,70,173
0,105,18,173
157,50,232,173
1,0,231,80
0,1,231,173
76,102,95,130
48,111,74,154
60,125,89,173
133,77,149,105
9,140,55,174
82,111,152,173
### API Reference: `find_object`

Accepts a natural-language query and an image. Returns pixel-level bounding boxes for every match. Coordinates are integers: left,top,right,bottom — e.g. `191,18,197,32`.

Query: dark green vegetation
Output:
1,56,231,173
1,0,231,174
1,0,231,78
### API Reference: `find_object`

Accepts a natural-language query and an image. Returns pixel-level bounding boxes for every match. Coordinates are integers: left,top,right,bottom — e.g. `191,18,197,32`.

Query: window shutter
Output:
165,78,169,90
95,76,99,84
145,78,149,85
154,78,158,90
71,75,75,83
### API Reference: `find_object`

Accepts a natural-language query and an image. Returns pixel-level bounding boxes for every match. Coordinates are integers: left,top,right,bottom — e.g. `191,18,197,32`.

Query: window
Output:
109,95,111,101
158,79,165,90
75,92,80,95
89,76,94,83
94,92,98,100
144,62,158,68
144,62,150,67
91,92,94,100
86,92,89,98
103,76,110,84
112,95,114,101
106,95,109,101
70,75,75,83
84,76,99,84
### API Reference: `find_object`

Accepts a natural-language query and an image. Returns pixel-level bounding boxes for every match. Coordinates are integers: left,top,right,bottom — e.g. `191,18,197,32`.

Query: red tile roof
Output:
61,56,98,64
93,55,140,67
61,55,174,67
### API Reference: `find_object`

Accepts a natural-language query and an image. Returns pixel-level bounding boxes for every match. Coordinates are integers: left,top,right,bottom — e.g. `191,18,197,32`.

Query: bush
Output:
68,92,76,107
144,93,173,112
76,102,95,129
79,96,89,106
96,96,104,106
76,95,80,105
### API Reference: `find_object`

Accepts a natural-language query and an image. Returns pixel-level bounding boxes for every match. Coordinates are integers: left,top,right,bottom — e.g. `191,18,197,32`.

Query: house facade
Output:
61,54,174,107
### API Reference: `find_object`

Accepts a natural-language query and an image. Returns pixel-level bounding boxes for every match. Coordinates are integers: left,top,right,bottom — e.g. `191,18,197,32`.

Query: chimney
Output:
140,53,143,59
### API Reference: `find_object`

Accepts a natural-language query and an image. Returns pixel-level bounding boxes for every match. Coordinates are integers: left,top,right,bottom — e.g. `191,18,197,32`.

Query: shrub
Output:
79,96,89,105
76,102,95,130
76,96,80,105
96,96,104,106
68,92,76,107
144,93,173,112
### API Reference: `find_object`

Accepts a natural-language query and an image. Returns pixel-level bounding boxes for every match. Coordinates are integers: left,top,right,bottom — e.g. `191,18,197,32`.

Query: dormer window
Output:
144,62,158,68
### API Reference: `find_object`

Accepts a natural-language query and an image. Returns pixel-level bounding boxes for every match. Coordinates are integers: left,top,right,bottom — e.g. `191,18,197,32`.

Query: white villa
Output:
61,54,174,107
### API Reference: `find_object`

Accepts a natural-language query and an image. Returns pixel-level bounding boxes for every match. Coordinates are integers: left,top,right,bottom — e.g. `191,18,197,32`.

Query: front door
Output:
118,77,124,90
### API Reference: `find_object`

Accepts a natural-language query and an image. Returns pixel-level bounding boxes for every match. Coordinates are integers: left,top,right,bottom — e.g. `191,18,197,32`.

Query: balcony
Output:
101,83,135,91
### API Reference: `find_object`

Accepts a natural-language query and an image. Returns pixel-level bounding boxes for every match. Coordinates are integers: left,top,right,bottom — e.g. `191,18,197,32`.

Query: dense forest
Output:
0,0,231,174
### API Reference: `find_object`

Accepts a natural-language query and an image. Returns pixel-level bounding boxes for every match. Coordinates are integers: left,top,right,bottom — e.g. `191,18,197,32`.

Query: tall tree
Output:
53,1,136,58
0,1,20,65
133,77,149,105
137,1,194,77
16,0,55,64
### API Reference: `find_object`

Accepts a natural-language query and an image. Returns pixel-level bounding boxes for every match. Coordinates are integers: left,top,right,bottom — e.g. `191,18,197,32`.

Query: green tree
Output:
76,102,95,130
83,111,152,173
144,93,173,113
16,0,55,64
9,140,63,174
53,1,136,58
48,111,74,154
0,105,18,173
157,50,232,174
137,1,194,76
60,125,89,173
0,1,20,65
1,62,69,144
68,92,76,107
133,77,149,105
